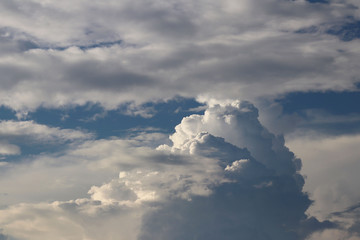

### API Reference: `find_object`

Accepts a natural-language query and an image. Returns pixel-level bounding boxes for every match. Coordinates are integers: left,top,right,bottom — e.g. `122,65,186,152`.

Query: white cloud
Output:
169,100,301,177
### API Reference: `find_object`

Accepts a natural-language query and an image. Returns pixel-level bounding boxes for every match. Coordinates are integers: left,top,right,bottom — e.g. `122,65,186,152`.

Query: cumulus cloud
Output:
139,101,322,240
169,100,302,177
0,101,333,240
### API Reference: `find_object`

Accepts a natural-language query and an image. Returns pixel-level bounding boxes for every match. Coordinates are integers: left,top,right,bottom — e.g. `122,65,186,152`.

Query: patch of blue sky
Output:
1,27,125,52
27,97,205,139
300,119,360,136
277,91,360,115
11,39,124,52
49,40,124,51
0,106,17,121
306,0,329,3
355,82,360,89
294,26,318,34
326,21,360,42
275,90,360,135
1,143,71,164
0,97,204,161
295,18,360,42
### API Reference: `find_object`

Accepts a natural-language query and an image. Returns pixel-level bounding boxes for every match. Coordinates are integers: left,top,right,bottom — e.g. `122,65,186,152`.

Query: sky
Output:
0,0,360,239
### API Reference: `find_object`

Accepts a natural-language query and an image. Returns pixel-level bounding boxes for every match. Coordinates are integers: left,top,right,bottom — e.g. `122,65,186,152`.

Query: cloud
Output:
306,229,360,240
140,101,325,240
0,0,359,113
257,90,360,137
169,100,302,176
286,134,360,220
120,103,157,119
0,101,333,239
286,132,360,240
307,202,360,240
0,120,92,159
0,120,92,142
0,200,143,240
0,135,224,239
0,142,20,156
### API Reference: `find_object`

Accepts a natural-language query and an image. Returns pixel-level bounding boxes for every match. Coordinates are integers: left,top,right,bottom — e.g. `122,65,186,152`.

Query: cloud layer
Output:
0,0,360,113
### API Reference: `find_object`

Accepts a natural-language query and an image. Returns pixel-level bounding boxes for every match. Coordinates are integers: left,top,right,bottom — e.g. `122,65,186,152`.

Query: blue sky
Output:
0,0,360,239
